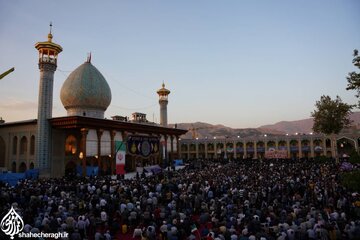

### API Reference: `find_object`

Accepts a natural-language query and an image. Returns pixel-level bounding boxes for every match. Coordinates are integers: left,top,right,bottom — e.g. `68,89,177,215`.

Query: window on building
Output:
20,136,28,155
30,135,35,155
12,136,18,155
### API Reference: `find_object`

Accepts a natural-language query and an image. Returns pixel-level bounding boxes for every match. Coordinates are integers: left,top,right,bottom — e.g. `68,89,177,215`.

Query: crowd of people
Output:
0,158,359,240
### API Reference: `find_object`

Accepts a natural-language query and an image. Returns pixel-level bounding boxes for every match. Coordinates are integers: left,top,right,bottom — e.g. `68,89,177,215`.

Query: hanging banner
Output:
265,150,288,159
127,135,160,157
115,141,126,175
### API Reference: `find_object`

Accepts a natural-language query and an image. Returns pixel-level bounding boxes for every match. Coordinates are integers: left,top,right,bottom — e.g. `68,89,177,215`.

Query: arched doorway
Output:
18,162,27,173
225,142,234,159
301,139,310,159
0,136,5,167
236,142,244,159
11,162,16,173
198,143,205,159
256,141,265,159
207,143,214,159
20,136,28,155
246,142,254,159
290,140,299,159
278,140,287,151
337,137,356,158
216,143,224,159
314,139,323,157
29,162,34,169
65,160,77,176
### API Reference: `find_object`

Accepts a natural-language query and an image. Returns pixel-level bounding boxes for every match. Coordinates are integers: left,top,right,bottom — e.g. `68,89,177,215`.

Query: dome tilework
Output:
60,62,111,116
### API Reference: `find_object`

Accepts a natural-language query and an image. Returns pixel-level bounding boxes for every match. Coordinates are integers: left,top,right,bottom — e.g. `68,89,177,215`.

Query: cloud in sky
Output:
0,99,37,121
0,99,37,110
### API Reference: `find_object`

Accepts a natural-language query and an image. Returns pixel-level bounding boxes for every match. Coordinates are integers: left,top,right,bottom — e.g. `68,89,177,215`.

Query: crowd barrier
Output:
0,169,39,186
76,166,99,176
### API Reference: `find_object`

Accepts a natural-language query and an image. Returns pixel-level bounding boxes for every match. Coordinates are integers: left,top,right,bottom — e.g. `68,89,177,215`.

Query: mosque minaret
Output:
34,24,62,175
157,82,170,126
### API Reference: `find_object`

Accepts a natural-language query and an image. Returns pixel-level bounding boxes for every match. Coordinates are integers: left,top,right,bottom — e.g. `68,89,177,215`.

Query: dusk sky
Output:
0,1,359,128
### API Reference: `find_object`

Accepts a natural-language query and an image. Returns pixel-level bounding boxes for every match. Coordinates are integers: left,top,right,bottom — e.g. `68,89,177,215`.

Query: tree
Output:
346,49,360,107
341,170,360,192
311,95,353,135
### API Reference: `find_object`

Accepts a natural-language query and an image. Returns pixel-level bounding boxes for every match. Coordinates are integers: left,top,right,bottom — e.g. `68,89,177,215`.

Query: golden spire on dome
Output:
86,52,92,63
47,22,53,42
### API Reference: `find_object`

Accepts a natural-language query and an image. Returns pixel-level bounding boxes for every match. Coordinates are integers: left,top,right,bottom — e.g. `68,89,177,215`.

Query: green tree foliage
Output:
341,170,360,192
346,49,360,107
311,95,353,135
349,150,360,164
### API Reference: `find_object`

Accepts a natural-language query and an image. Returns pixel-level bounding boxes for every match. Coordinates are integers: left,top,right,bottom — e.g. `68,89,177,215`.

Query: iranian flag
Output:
115,141,126,175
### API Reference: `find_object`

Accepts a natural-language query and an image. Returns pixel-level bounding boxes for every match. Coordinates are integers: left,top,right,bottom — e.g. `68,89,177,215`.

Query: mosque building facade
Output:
178,129,360,161
0,29,186,177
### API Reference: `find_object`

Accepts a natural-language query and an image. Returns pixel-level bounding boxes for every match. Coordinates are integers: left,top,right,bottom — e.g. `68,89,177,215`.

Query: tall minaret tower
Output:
157,82,170,126
34,24,62,175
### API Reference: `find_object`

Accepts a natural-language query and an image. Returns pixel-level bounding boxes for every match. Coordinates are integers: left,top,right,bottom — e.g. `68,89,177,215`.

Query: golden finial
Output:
162,81,165,88
86,52,92,63
47,22,53,42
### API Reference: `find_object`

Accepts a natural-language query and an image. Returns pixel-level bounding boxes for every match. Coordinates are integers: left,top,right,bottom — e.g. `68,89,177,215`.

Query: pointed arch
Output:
30,135,35,155
12,136,18,155
20,136,28,155
11,162,16,173
18,162,27,173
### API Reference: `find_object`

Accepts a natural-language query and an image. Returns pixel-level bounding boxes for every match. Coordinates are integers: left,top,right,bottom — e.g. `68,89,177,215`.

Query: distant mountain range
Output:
172,112,360,139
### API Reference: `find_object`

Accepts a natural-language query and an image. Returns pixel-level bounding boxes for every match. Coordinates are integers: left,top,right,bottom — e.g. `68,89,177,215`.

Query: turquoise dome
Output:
60,61,111,118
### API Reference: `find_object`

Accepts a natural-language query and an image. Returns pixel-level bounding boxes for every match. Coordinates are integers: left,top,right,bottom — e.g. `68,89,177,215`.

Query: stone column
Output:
187,143,190,160
164,135,168,167
244,141,247,159
287,140,290,159
233,141,237,159
80,128,88,177
254,141,258,159
205,142,208,159
195,141,199,159
110,130,116,175
170,136,174,162
298,139,302,159
310,138,314,159
214,142,217,159
176,137,180,159
96,129,103,174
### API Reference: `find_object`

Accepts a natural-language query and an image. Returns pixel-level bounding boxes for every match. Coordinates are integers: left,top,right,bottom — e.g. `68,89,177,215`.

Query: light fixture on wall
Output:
79,152,83,159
